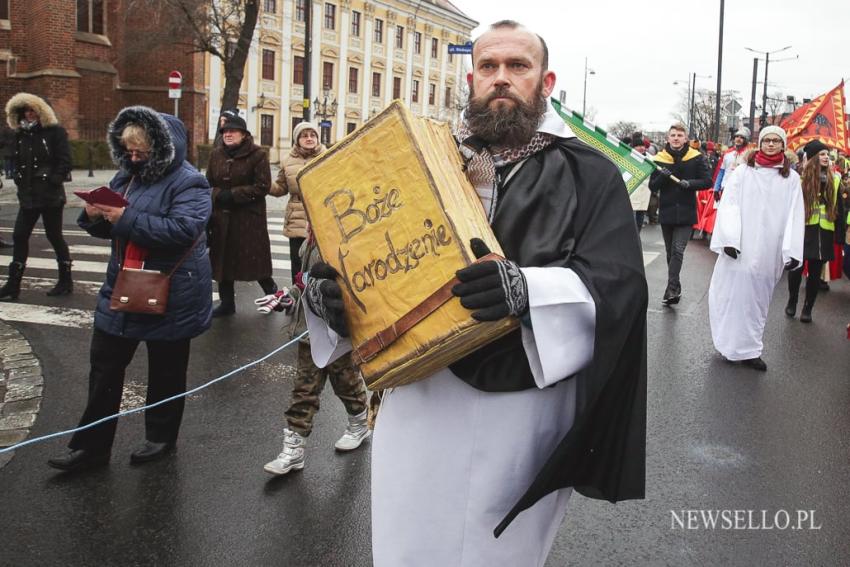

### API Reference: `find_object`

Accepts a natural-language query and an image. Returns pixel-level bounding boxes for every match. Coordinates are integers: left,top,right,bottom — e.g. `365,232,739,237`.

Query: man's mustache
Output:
475,86,524,106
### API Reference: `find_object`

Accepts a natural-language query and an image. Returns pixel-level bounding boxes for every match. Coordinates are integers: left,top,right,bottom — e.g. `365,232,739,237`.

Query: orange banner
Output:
780,81,848,153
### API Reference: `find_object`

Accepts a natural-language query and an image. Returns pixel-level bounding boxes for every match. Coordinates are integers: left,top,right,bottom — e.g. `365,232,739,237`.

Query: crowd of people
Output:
0,16,848,565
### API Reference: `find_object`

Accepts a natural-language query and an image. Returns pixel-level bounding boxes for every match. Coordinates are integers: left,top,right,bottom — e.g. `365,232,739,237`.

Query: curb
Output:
0,319,44,469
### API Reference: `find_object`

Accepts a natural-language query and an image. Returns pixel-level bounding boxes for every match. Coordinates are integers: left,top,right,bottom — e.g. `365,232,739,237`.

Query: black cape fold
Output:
448,138,648,537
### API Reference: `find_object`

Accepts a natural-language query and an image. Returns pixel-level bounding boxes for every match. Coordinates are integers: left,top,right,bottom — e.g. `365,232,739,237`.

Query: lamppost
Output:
744,45,794,128
582,57,595,117
313,88,338,145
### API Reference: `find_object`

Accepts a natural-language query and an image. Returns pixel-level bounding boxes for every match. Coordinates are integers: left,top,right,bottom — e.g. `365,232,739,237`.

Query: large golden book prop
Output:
298,101,518,389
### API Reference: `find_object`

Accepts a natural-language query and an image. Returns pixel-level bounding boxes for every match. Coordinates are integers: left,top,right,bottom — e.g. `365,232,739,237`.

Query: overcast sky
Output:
454,0,848,135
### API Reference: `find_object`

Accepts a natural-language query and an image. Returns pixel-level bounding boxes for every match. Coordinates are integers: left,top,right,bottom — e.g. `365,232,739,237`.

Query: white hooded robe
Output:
708,162,805,361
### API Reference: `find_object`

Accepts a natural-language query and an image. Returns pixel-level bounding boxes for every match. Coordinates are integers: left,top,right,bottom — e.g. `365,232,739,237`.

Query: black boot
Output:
0,261,25,301
46,260,73,296
784,294,798,317
213,280,235,317
800,283,818,323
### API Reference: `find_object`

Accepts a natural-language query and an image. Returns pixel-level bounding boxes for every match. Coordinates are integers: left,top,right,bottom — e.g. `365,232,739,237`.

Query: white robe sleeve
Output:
519,267,596,389
782,176,806,265
303,296,352,368
710,165,745,254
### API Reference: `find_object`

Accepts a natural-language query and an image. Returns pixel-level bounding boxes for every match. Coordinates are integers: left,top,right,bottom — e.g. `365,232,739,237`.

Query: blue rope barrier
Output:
0,331,309,455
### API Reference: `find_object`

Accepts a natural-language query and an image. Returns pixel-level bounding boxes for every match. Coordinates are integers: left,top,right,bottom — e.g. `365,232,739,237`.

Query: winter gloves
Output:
304,262,349,337
784,259,800,271
452,238,529,322
723,247,739,259
657,167,692,190
255,288,296,314
216,189,235,208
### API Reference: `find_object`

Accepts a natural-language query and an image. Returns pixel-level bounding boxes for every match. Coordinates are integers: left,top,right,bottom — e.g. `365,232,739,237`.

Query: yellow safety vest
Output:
806,173,840,231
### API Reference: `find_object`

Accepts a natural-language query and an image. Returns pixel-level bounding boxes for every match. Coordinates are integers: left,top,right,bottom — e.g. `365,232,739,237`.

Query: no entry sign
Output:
168,71,182,99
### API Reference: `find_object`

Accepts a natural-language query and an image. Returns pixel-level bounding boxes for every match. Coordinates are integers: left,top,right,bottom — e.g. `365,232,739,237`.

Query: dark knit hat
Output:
219,115,248,134
803,139,829,160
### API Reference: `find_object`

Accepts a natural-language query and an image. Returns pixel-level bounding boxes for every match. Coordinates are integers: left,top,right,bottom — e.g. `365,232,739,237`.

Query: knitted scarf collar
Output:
664,143,688,163
754,150,784,167
456,123,555,222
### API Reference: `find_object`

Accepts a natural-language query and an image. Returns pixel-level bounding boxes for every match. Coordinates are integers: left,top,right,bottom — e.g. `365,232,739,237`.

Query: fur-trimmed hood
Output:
108,106,187,184
5,92,60,129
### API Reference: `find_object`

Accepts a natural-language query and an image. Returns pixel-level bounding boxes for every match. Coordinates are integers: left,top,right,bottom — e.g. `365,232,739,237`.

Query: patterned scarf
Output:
455,123,555,222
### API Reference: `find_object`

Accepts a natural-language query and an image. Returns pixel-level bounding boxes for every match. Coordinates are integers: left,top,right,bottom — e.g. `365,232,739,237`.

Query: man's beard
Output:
464,83,547,148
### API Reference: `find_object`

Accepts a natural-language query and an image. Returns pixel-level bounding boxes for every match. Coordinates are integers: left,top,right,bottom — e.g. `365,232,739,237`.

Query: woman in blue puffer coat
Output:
48,106,213,472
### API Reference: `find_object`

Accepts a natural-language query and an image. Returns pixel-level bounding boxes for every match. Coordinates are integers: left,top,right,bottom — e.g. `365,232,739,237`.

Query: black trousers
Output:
12,205,70,264
661,224,691,294
787,259,825,305
288,236,305,280
69,328,192,452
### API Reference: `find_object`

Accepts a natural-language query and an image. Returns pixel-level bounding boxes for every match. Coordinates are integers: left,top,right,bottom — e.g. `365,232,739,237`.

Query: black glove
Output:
304,262,349,337
714,190,722,202
678,179,690,189
452,238,528,321
216,189,235,207
723,247,739,259
784,258,800,271
658,167,673,177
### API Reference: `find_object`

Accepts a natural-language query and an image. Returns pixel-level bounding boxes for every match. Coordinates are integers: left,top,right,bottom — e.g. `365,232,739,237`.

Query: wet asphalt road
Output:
1,213,849,566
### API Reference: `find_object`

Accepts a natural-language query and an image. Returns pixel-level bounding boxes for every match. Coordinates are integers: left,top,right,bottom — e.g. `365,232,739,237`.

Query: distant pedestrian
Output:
708,126,804,371
270,121,326,280
0,93,73,301
263,231,370,476
212,108,239,148
714,127,750,200
0,122,14,179
785,140,844,322
206,114,277,317
649,122,713,305
629,134,651,232
47,106,213,471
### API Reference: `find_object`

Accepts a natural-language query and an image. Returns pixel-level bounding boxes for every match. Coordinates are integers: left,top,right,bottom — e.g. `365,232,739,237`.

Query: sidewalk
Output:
0,320,44,470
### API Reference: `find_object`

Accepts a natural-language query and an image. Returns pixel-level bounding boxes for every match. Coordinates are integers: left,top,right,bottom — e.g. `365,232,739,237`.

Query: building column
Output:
280,0,294,148
310,0,323,120
384,12,396,107
404,19,415,107
438,32,449,121
335,2,351,140
422,25,433,118
246,32,260,131
361,13,374,121
208,58,223,141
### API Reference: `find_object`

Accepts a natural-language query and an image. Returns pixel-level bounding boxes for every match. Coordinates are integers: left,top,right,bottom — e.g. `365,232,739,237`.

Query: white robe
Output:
708,163,804,360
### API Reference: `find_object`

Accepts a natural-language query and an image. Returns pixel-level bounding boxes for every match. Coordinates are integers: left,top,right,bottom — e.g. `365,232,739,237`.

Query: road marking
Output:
1,255,108,274
643,252,660,266
62,244,111,256
0,302,93,329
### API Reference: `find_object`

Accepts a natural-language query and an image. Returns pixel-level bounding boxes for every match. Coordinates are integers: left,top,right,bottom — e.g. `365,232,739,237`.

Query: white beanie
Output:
293,121,319,142
758,125,787,146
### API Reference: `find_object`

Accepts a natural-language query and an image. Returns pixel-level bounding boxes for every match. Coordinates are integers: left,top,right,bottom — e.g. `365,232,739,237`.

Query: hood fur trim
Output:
108,106,177,184
5,93,60,129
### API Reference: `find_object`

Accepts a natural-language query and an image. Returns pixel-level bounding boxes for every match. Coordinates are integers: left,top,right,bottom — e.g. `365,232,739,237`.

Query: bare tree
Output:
607,120,640,140
674,89,743,142
126,0,259,110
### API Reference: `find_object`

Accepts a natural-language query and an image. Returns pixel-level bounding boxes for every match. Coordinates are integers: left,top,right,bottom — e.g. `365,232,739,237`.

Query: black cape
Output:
448,138,648,537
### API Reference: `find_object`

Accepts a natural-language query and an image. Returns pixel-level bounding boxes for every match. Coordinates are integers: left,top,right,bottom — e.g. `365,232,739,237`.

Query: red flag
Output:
781,81,848,152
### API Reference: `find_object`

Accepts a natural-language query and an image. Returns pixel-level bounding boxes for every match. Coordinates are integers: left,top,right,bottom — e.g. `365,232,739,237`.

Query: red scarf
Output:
754,150,784,167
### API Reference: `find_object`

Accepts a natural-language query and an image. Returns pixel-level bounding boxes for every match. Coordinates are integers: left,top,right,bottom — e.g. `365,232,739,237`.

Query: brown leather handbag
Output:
109,239,198,316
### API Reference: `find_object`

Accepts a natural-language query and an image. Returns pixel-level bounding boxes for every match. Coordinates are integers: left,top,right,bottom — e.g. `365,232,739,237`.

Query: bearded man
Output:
304,20,647,566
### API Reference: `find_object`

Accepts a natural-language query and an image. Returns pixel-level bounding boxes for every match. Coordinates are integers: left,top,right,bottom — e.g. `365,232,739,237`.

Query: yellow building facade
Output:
205,0,477,162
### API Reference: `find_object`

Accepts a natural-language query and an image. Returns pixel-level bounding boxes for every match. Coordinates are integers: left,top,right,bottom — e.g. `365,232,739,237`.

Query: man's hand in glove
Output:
304,262,349,337
723,247,739,259
784,258,800,271
216,189,235,207
657,167,673,177
678,179,690,189
452,238,528,321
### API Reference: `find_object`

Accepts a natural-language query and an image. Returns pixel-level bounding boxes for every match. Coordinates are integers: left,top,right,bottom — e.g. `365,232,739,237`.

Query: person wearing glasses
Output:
708,126,804,371
0,93,73,300
48,106,213,472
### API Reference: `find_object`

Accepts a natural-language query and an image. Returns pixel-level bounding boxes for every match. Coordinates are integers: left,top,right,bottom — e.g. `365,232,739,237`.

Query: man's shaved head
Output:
472,20,549,71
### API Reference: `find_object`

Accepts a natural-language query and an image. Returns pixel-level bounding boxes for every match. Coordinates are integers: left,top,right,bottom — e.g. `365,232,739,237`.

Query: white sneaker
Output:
334,409,371,452
263,429,305,475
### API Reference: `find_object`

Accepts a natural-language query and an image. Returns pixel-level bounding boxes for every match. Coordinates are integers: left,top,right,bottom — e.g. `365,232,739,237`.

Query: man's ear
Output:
541,70,556,98
467,72,473,90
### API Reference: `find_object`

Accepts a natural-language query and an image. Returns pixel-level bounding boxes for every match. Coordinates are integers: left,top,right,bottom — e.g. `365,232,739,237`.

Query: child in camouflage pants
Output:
264,233,370,476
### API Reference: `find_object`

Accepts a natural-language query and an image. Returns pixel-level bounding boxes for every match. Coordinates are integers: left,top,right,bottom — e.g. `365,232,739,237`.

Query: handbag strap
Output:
165,237,201,277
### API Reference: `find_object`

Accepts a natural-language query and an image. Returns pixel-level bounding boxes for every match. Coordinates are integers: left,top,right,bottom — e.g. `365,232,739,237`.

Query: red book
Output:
74,186,129,208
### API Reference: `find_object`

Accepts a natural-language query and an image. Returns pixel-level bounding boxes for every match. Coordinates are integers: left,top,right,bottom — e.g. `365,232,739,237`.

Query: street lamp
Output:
744,45,793,128
313,88,338,145
582,57,595,117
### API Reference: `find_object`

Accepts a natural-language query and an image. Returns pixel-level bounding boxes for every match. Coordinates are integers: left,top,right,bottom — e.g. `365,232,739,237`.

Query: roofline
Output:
376,0,479,32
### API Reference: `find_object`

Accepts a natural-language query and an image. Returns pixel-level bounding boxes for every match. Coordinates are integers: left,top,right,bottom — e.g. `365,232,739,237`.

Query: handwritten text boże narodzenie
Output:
323,185,453,313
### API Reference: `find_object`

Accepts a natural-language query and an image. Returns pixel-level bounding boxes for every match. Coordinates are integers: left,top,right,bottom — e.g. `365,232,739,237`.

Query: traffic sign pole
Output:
168,70,183,119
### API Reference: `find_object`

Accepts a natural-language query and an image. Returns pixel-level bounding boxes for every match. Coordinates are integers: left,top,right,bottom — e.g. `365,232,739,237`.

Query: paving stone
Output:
2,398,41,415
0,346,33,357
1,352,36,363
8,374,43,390
0,413,36,429
0,339,28,350
9,366,42,380
2,358,39,370
0,452,12,468
0,429,28,447
4,383,42,402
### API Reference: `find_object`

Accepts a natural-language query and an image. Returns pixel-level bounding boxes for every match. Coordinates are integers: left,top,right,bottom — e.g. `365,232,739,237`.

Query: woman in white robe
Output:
708,125,805,370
